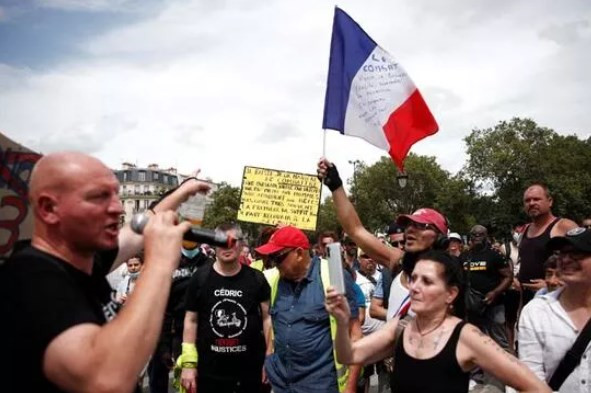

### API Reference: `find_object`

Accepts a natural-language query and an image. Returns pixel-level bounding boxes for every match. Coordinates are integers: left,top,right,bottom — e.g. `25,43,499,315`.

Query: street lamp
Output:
396,171,408,189
348,159,361,202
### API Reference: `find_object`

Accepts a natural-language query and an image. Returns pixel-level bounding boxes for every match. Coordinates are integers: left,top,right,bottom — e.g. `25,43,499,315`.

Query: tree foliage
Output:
202,182,259,240
464,117,591,232
203,118,591,243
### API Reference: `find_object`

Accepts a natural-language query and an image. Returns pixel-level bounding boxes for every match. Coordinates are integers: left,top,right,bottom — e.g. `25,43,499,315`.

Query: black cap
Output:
387,222,404,235
547,227,591,253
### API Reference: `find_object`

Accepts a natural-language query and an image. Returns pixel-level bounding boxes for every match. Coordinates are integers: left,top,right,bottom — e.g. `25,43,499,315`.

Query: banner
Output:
237,166,322,231
0,132,42,261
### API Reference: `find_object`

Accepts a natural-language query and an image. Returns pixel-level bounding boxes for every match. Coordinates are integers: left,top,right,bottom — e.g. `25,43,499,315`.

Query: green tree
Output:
202,182,259,240
464,117,591,231
316,196,342,235
350,154,452,232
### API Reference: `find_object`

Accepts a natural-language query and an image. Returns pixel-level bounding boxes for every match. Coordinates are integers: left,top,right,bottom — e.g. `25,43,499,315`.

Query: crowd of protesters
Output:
1,152,591,393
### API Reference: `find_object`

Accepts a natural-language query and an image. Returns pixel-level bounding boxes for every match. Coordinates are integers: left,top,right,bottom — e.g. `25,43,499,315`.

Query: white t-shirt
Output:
518,288,591,393
386,272,414,321
356,273,385,335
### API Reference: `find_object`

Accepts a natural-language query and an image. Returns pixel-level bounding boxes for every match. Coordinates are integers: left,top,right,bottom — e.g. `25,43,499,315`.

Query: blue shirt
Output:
265,257,358,393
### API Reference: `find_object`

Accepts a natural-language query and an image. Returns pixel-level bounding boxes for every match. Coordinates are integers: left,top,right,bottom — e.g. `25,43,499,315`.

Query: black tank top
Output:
518,218,560,282
390,321,469,393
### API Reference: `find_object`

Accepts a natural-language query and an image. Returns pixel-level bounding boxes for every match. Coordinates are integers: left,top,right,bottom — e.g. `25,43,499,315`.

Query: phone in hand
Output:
326,242,346,294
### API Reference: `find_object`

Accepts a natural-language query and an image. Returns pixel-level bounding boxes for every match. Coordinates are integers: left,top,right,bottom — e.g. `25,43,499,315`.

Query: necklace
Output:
415,316,446,337
412,316,447,352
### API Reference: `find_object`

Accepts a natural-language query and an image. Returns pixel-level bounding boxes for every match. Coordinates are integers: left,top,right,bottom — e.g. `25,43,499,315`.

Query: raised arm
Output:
43,212,191,393
113,177,211,269
317,159,402,271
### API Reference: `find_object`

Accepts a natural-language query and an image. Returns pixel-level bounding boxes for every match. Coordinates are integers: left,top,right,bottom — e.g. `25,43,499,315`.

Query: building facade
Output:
114,163,217,225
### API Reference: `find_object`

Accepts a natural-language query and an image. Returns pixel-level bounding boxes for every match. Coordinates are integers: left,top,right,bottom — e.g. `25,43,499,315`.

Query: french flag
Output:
322,7,438,170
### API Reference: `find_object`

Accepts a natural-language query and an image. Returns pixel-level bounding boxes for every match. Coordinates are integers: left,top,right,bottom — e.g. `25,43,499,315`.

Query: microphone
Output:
130,213,238,248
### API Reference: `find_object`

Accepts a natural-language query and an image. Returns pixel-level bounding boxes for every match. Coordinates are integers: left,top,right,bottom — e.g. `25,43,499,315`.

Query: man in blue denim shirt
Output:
256,226,359,393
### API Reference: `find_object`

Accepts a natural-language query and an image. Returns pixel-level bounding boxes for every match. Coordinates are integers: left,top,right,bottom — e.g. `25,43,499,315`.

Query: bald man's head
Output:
30,152,110,206
30,152,122,253
469,225,488,247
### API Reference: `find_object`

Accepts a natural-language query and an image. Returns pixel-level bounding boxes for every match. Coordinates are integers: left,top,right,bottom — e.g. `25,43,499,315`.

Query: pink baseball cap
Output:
255,226,310,255
397,208,448,234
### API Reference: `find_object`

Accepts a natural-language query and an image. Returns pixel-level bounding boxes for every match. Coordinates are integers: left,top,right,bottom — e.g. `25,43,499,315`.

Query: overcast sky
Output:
1,0,590,189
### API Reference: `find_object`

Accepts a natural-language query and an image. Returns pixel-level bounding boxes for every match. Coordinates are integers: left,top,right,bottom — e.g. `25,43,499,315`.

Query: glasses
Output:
268,248,294,265
407,221,438,232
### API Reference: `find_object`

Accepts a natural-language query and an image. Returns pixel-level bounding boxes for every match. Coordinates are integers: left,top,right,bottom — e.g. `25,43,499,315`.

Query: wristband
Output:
323,164,343,192
180,342,198,364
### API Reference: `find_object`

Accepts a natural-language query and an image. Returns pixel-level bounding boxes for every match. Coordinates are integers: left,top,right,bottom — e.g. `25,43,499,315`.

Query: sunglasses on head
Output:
268,248,294,265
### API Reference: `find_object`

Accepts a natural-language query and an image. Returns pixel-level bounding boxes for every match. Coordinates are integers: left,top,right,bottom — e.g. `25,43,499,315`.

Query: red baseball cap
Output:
255,226,310,255
396,208,448,234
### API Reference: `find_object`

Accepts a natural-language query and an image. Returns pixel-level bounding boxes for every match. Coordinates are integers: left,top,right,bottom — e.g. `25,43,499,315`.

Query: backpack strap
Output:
549,316,591,390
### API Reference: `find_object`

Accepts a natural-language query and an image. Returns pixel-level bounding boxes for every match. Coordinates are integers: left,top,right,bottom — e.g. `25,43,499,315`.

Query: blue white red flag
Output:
322,7,438,170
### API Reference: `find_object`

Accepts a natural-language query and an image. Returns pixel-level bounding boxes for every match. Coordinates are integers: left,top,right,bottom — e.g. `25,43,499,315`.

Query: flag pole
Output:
322,128,327,158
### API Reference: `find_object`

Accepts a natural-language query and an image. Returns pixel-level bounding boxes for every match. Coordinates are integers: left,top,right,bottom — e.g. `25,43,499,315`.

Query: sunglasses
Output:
269,248,294,265
407,221,438,232
389,240,404,248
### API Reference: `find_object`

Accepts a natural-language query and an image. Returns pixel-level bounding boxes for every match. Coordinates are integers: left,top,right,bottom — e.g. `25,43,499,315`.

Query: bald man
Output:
0,152,210,393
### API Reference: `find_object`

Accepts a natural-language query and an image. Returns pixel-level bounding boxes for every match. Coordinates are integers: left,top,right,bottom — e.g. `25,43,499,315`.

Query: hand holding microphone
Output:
130,212,239,249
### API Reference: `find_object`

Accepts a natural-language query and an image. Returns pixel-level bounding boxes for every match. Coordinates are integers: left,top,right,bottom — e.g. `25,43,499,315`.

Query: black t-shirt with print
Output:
185,264,271,380
0,245,119,393
461,246,509,296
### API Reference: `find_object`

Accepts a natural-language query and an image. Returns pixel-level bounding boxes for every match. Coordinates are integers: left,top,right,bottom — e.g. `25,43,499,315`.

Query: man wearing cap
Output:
256,226,360,393
518,227,591,392
448,232,463,257
317,158,449,321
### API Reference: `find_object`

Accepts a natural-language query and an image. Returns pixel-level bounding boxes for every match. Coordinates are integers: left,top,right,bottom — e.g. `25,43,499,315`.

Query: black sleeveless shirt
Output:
391,321,469,393
518,218,560,283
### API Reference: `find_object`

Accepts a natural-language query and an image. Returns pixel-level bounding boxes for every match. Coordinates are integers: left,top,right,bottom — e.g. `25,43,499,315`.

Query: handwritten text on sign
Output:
237,167,321,231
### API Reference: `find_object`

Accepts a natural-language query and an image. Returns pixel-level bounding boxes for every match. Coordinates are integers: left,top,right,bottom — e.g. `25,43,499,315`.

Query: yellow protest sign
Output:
237,166,322,231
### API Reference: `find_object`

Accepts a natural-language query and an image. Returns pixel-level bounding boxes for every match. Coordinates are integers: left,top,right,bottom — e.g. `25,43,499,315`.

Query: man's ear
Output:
37,193,60,225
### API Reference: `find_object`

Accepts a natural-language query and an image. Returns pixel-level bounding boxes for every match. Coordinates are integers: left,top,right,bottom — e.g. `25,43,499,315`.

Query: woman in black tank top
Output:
325,251,551,393
391,321,468,393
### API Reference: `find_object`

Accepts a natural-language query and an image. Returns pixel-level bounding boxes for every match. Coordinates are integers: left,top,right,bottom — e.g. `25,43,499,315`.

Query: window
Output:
153,172,159,180
138,172,146,182
123,172,128,182
162,175,168,183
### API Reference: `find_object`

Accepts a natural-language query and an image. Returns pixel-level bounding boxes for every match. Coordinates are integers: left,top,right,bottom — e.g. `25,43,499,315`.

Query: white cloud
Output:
35,0,139,12
1,0,590,189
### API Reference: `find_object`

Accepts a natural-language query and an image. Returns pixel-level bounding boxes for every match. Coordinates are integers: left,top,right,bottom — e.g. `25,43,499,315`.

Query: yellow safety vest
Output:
264,260,349,392
251,259,264,271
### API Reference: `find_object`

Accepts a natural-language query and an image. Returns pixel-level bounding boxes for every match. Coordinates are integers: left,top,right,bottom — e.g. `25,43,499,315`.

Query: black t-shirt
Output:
185,264,271,380
0,245,118,393
461,246,509,295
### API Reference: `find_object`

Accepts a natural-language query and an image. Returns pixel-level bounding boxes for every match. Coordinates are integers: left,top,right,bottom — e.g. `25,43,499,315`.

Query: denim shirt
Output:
265,257,358,393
